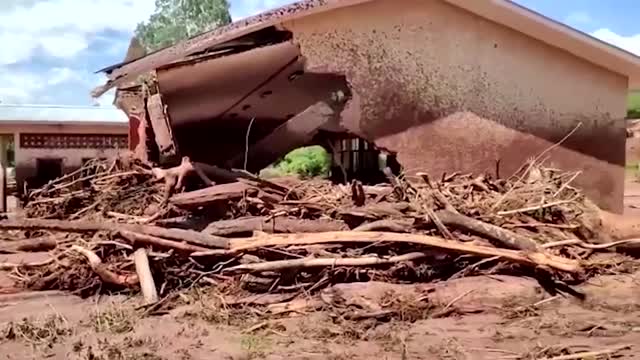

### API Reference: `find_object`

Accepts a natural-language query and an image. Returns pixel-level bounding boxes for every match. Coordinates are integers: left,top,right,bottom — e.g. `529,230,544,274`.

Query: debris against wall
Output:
283,0,627,211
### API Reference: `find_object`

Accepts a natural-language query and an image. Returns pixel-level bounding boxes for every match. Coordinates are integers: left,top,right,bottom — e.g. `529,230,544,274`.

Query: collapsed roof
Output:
95,0,640,95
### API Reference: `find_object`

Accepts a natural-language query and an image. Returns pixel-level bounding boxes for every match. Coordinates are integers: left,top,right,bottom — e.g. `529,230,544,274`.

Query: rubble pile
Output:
0,155,637,311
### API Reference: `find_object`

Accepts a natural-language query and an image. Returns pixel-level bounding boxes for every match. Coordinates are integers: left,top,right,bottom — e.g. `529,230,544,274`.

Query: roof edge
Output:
92,0,370,97
94,0,640,96
445,0,640,87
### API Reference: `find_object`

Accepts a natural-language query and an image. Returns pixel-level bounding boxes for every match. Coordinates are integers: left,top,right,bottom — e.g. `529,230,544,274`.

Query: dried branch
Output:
229,231,581,273
71,245,138,287
436,210,539,251
225,252,427,274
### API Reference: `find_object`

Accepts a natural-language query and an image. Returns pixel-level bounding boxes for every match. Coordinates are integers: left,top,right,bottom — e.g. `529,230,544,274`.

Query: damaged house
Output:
94,0,640,213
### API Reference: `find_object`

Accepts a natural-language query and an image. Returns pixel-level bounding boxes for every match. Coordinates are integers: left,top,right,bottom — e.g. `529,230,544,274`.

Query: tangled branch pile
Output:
1,155,638,311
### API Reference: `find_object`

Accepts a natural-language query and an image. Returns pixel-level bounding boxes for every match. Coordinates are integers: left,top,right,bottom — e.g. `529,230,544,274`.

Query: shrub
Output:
273,146,331,178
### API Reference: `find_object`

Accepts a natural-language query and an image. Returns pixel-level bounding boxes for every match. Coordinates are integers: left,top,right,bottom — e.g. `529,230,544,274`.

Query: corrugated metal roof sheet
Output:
0,104,128,123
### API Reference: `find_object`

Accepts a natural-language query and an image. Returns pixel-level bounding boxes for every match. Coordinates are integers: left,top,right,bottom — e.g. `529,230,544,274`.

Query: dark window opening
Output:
35,158,63,188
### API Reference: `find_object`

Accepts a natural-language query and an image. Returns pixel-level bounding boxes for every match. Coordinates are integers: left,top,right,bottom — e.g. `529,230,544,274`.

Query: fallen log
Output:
0,258,54,270
118,231,210,254
204,216,348,236
191,162,292,196
71,245,138,287
228,231,581,273
0,219,229,249
225,252,428,274
352,219,414,232
435,210,539,251
0,237,58,253
170,182,256,208
338,202,411,219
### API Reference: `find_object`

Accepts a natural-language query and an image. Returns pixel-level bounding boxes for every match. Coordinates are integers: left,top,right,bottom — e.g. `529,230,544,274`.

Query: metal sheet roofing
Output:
0,104,128,123
93,0,640,96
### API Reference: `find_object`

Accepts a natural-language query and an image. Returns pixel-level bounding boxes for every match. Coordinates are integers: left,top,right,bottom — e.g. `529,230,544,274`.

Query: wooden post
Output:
134,248,158,303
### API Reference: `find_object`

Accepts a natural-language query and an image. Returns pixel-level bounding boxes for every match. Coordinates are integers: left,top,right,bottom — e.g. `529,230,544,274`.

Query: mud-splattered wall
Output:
284,0,627,211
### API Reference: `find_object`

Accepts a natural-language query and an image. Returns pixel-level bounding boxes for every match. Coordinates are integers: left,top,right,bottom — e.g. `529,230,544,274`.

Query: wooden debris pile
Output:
1,155,638,307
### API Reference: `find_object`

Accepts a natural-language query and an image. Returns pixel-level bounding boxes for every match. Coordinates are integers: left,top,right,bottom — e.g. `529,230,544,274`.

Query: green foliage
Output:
628,91,640,118
273,146,331,178
135,0,232,52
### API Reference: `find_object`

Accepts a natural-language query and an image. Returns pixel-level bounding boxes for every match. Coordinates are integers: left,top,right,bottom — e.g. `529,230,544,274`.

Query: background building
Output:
0,104,128,210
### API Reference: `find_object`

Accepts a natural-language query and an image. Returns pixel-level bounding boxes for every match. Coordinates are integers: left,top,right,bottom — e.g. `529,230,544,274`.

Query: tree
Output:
135,0,232,52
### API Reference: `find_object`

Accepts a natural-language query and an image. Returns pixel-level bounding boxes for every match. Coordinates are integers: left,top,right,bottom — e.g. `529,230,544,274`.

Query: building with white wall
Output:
0,104,128,210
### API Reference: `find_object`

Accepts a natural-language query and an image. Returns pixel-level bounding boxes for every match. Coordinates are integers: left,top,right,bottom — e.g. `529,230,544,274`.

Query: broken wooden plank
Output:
147,92,177,160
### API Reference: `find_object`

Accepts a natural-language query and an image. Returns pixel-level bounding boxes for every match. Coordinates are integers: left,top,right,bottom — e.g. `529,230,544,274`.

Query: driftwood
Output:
225,252,428,274
204,216,348,236
436,210,539,251
71,245,138,287
119,231,210,254
0,237,58,253
0,219,229,249
228,231,581,273
170,182,256,208
134,248,158,303
338,202,411,219
0,258,54,271
352,219,414,232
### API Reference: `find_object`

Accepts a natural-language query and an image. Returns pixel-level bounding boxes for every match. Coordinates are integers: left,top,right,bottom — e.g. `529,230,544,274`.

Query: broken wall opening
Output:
322,133,401,184
258,133,402,185
259,145,331,179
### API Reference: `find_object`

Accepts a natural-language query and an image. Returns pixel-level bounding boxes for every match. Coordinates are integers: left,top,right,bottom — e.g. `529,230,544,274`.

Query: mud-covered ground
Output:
1,180,640,360
1,269,640,360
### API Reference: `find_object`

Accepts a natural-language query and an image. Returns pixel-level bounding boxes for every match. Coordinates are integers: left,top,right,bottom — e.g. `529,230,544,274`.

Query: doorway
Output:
35,158,63,187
